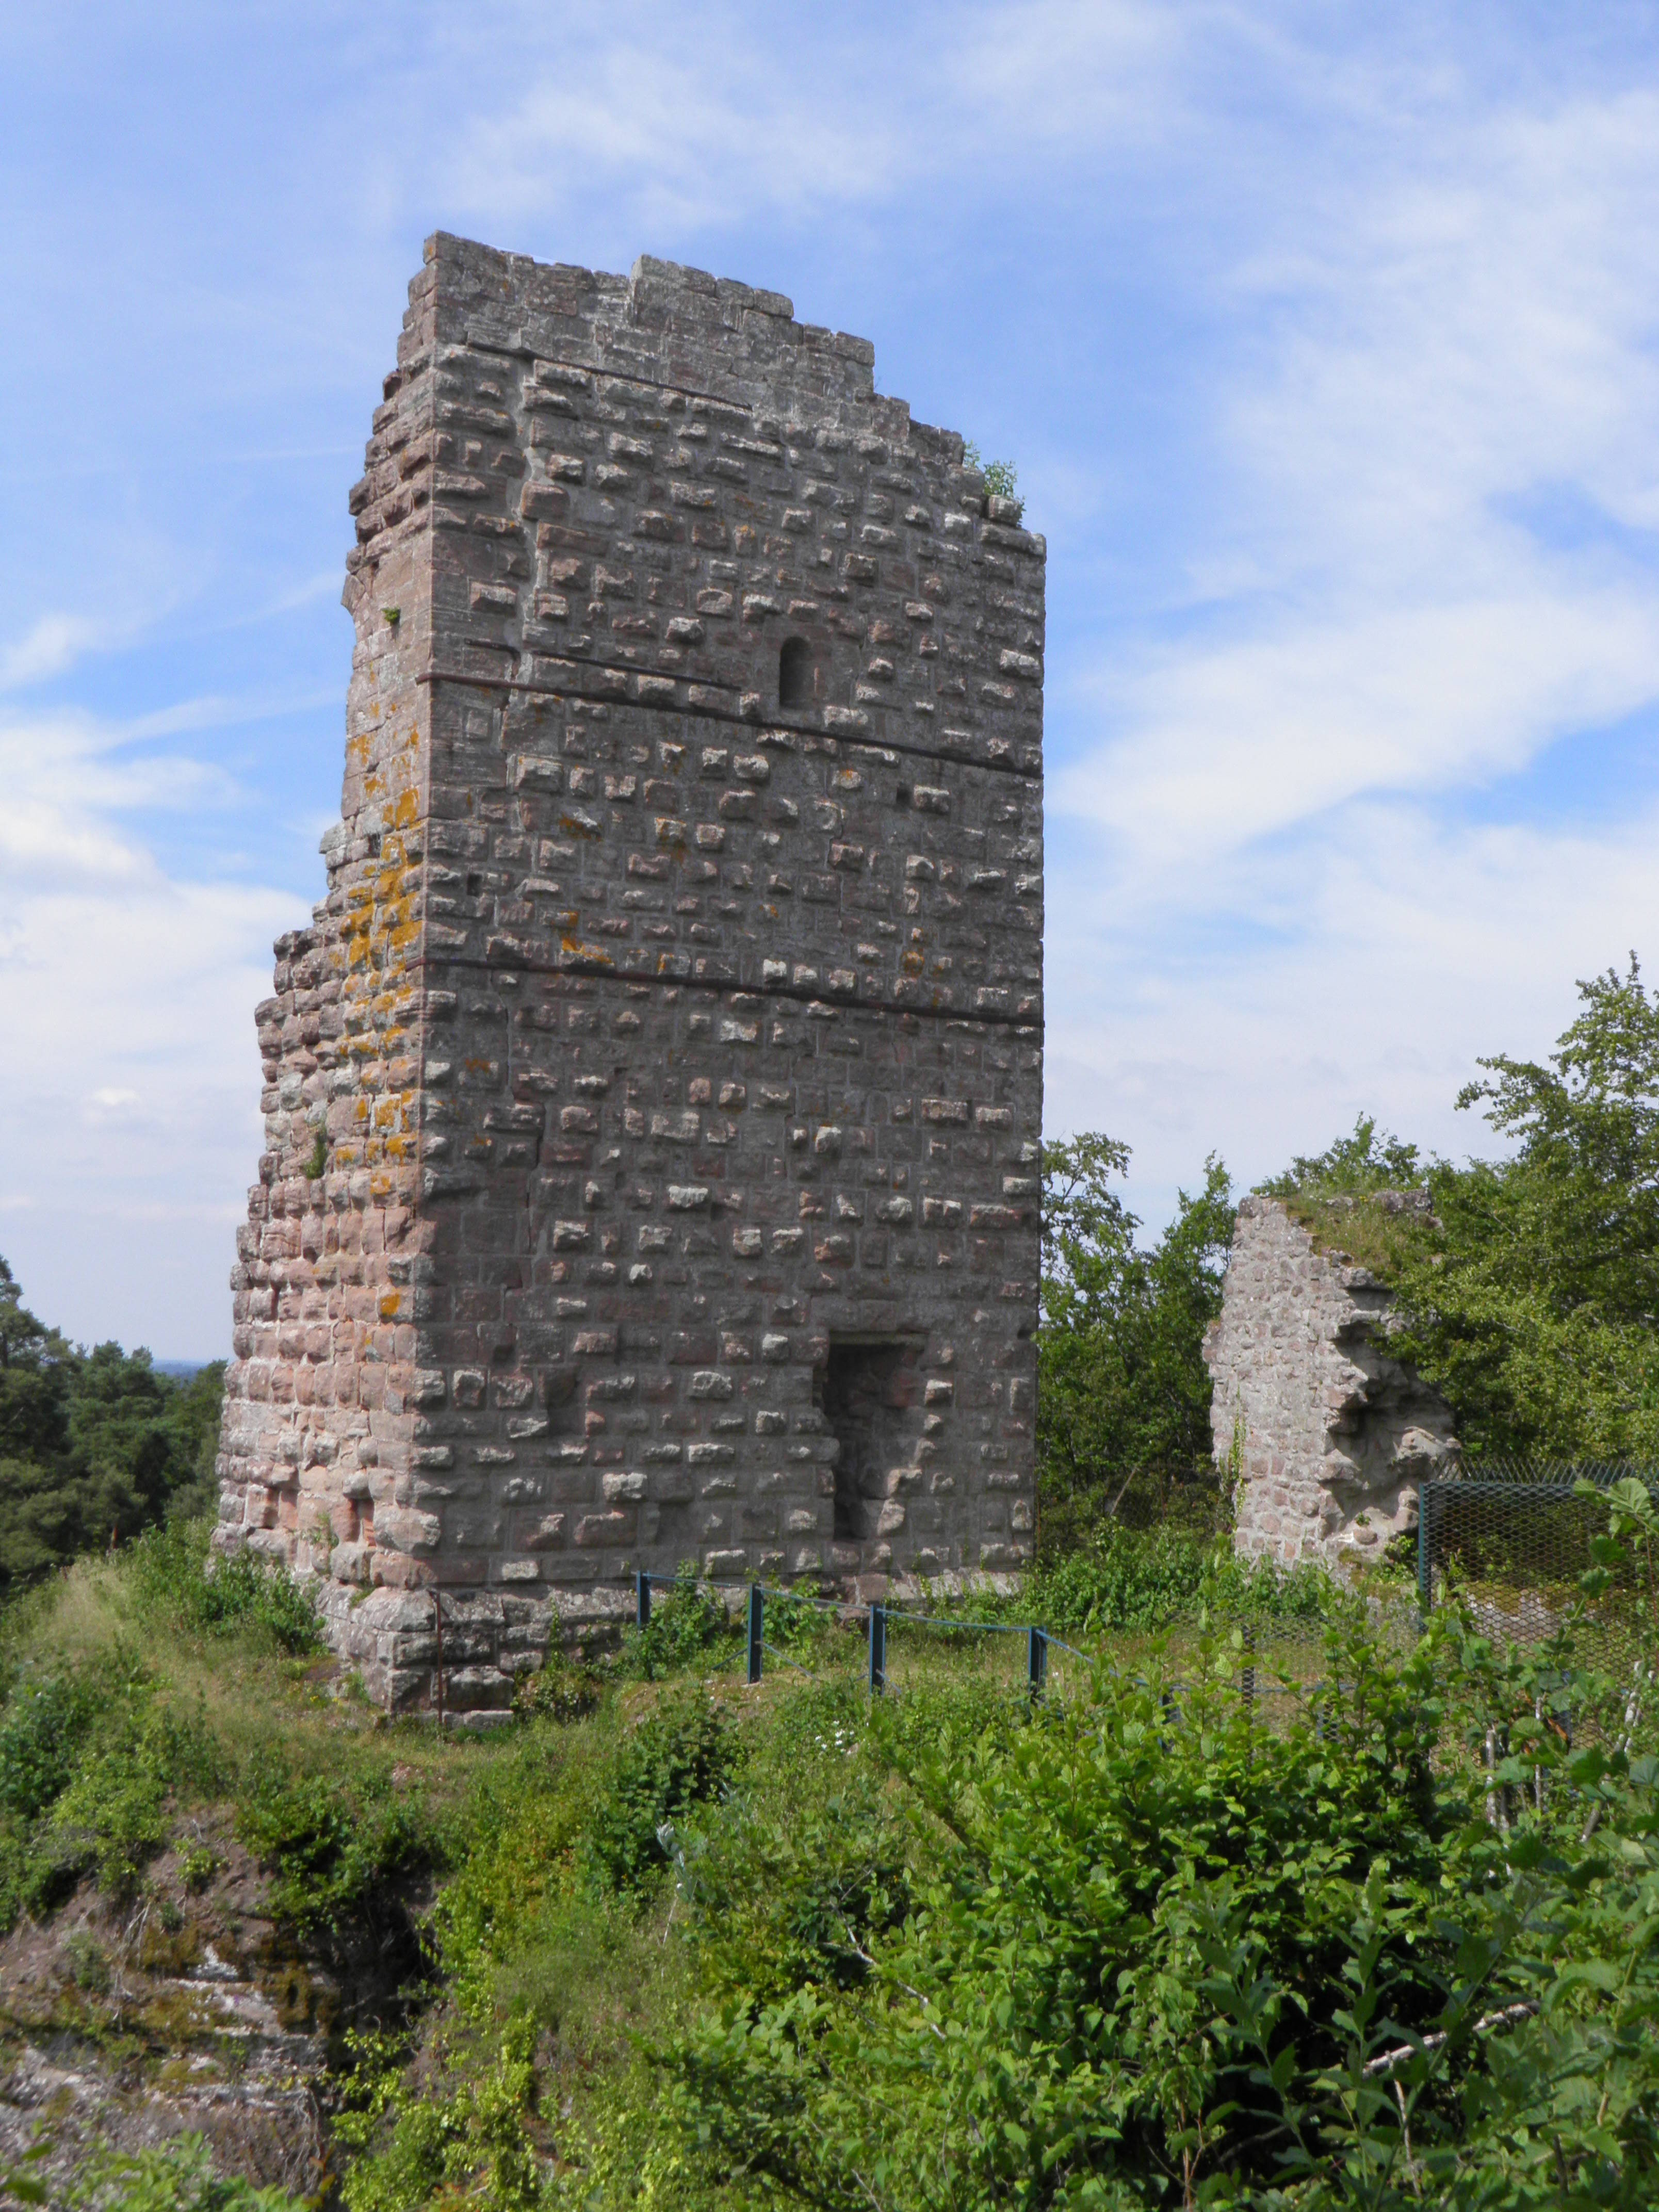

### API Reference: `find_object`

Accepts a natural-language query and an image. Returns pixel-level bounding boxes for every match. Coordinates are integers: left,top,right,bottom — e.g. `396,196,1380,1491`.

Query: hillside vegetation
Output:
5,953,1659,2203
0,1505,1655,2209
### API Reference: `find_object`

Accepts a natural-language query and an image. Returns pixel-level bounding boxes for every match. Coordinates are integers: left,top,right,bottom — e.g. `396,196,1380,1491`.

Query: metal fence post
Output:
1028,1625,1047,1698
868,1602,886,1696
747,1584,763,1686
1418,1482,1434,1627
636,1570,651,1631
1242,1620,1256,1720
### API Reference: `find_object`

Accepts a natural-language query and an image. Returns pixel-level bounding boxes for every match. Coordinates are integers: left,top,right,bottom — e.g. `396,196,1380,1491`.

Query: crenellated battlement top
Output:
406,232,937,444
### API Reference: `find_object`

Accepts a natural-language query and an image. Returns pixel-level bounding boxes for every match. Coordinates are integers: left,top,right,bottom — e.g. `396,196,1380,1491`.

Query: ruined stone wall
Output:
1203,1196,1458,1570
218,235,1044,1716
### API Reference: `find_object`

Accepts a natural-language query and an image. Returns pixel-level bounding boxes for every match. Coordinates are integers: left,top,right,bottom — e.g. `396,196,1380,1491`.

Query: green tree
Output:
1392,957,1659,1459
1037,1137,1233,1542
1261,1112,1423,1199
1272,962,1659,1462
0,1257,226,1583
0,1257,74,1468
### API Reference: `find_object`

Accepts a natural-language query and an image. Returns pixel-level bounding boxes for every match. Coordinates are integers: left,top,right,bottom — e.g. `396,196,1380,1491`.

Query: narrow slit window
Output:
778,636,813,708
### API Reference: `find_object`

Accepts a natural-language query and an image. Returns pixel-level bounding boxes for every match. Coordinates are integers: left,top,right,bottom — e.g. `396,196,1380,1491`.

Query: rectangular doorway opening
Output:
819,1339,917,1542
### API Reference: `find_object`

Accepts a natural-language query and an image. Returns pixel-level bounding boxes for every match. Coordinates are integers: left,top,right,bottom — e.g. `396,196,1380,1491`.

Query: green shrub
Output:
0,1670,97,1818
64,1926,110,1994
338,2022,544,2212
681,1687,907,2005
618,1568,737,1681
761,1585,838,1664
1203,1544,1343,1621
75,2130,307,2211
1025,1522,1214,1632
235,1767,429,1931
47,1691,221,1900
580,1688,735,1896
127,1518,321,1654
515,1646,601,1723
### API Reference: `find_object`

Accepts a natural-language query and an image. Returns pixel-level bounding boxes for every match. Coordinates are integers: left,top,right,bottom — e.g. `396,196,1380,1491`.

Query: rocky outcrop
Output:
1203,1194,1459,1570
0,1812,425,2203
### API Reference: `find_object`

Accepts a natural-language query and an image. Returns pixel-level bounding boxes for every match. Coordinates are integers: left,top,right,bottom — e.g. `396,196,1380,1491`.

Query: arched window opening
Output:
778,636,813,708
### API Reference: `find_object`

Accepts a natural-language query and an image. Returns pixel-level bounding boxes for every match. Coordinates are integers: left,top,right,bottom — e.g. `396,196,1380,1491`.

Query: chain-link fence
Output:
1419,1463,1659,1674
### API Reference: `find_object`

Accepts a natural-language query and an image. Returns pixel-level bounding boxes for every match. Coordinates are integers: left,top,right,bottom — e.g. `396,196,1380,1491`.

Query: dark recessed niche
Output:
896,785,911,807
819,1339,917,1542
778,636,812,708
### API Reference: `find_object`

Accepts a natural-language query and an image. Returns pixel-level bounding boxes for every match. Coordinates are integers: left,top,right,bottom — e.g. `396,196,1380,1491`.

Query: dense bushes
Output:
0,1520,394,1935
326,1491,1659,2209
0,1475,1648,2206
578,1687,736,1896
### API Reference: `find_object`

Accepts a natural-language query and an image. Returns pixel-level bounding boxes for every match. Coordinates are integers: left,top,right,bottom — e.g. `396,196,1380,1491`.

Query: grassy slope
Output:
2,1533,1655,2210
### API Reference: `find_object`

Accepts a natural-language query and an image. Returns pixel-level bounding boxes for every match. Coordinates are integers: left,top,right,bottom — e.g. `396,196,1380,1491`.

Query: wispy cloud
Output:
0,695,306,1350
0,613,105,690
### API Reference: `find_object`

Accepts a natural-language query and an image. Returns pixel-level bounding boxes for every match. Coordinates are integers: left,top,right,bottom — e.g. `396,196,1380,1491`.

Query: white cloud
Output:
1046,792,1659,1228
0,704,306,1353
1060,587,1659,873
0,613,104,690
429,0,1185,241
0,711,236,885
1037,38,1659,1236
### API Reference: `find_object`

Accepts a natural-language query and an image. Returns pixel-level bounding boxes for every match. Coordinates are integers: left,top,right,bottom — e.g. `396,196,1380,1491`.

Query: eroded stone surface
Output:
1203,1195,1459,1569
217,235,1045,1705
0,1817,420,2203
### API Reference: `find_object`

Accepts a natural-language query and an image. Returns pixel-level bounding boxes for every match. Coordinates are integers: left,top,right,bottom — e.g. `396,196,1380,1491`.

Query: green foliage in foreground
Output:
0,1255,224,1584
5,1484,1659,2210
72,2131,308,2212
0,1520,403,1931
126,1516,322,1654
320,1498,1659,2212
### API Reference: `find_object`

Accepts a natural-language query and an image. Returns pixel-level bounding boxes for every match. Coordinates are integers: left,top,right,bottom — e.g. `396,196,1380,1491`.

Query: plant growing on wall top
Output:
961,439,1021,513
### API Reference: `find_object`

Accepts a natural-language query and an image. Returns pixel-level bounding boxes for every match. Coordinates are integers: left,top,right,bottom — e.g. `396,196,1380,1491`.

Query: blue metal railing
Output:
630,1568,1115,1698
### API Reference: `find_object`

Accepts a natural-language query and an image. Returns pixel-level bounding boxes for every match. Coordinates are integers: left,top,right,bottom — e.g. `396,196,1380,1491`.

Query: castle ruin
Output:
1204,1195,1459,1570
216,235,1045,1715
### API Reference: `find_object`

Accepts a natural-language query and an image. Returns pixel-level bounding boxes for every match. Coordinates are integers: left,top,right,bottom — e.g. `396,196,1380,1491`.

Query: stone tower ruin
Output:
216,235,1045,1714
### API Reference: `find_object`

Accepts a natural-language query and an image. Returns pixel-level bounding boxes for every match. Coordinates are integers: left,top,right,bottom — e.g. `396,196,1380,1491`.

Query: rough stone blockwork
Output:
216,235,1045,1716
1203,1196,1459,1570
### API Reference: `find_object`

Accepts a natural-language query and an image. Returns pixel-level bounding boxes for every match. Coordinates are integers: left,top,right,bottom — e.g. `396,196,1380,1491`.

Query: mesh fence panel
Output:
1420,1464,1659,1678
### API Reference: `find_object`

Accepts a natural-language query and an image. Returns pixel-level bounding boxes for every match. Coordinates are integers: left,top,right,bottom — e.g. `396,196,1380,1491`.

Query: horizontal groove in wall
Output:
417,666,1043,782
456,337,757,410
413,950,1042,1031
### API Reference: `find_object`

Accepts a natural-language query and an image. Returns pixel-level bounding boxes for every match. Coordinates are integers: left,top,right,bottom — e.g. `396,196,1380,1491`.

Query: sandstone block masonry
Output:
216,235,1045,1715
1203,1196,1458,1570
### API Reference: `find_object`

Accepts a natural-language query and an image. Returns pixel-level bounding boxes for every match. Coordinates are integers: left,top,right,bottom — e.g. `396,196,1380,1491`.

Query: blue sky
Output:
4,2,1659,1357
